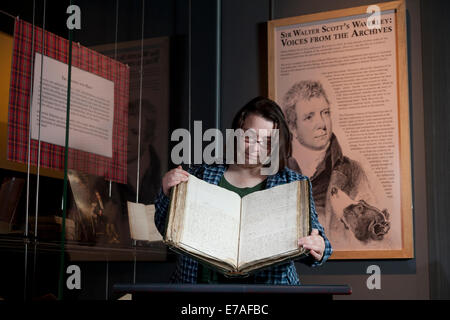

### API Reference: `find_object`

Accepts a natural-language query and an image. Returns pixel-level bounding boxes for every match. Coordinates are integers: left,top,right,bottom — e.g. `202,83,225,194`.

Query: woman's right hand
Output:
162,165,189,196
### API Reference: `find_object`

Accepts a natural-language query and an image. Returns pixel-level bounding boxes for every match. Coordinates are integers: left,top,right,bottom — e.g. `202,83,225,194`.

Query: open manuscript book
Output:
164,174,311,276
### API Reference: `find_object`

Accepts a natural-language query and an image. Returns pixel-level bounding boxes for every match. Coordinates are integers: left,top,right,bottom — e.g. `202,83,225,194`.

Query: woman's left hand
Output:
298,229,325,261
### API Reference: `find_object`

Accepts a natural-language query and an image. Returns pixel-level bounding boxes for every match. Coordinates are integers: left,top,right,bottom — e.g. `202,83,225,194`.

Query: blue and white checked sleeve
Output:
154,188,170,237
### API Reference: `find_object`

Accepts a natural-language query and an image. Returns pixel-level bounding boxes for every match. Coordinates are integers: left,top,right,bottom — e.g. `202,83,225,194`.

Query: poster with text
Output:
268,1,413,259
31,53,114,158
8,19,129,184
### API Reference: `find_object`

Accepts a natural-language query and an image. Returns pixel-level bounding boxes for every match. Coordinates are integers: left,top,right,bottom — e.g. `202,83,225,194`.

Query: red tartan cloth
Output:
8,19,129,184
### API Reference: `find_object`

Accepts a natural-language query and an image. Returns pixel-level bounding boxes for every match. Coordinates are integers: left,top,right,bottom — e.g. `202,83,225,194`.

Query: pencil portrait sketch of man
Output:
282,80,391,249
126,99,162,204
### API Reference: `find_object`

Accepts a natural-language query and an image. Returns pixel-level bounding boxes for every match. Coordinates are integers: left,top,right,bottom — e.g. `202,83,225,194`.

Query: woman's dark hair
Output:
231,96,292,172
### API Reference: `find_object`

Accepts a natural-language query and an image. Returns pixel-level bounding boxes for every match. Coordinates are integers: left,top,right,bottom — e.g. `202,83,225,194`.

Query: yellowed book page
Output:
127,202,163,242
238,181,299,267
179,175,242,266
178,242,237,270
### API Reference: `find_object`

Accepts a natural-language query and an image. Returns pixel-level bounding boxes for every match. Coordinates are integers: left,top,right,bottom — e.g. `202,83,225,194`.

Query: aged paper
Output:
31,53,114,158
238,182,299,266
179,175,242,265
127,202,162,242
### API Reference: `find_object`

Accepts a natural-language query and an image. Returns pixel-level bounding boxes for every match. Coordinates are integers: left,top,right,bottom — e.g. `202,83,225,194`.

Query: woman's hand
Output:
162,165,189,196
298,229,325,261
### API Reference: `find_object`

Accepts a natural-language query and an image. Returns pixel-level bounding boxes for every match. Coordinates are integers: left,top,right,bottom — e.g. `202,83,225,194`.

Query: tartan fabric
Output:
8,19,129,183
154,164,333,285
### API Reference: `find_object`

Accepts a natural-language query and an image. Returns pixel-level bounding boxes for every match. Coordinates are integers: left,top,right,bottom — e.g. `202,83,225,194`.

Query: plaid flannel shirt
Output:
154,164,332,285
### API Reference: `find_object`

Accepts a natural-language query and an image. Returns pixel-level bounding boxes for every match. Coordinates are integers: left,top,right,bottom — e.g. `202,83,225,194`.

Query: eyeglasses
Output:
237,130,272,146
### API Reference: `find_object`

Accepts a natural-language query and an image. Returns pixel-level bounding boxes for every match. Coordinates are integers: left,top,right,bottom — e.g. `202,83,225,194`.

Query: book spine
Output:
175,181,188,244
236,198,243,271
305,179,311,234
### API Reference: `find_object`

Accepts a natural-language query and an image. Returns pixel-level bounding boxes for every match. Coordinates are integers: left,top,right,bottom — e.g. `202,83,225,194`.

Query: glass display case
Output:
0,0,200,300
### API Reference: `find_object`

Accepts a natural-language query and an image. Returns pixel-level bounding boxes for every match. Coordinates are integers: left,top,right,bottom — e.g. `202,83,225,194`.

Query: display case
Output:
0,0,194,300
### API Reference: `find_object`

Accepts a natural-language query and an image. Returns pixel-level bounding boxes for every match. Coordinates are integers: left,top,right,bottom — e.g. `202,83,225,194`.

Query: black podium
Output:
113,283,352,302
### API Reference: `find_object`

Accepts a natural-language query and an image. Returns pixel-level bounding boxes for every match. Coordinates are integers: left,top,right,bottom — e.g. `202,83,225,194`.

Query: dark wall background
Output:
421,0,450,300
0,0,448,300
219,0,430,300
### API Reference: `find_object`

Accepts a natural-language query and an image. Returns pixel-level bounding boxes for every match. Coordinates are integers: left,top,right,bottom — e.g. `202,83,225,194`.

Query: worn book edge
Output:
164,180,188,245
298,179,311,246
236,197,243,268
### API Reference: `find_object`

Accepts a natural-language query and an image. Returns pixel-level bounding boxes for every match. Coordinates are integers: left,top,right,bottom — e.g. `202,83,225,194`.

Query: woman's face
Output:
240,114,275,166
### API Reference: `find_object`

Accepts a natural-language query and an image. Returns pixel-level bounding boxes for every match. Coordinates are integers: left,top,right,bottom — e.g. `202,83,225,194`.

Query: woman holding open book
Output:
154,96,332,285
